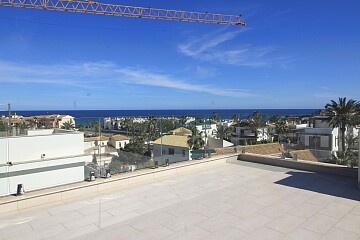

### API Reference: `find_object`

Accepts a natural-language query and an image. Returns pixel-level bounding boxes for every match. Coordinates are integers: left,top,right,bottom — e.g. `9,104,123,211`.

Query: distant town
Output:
0,97,359,196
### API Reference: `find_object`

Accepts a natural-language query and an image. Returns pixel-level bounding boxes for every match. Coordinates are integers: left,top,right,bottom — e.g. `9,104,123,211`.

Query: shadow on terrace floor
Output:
275,171,360,201
228,159,360,201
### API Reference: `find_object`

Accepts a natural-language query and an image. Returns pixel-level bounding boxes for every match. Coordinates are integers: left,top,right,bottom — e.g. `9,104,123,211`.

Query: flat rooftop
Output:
1,160,360,240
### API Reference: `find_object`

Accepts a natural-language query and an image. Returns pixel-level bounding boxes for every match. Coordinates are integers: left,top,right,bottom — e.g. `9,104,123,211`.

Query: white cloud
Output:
117,68,254,97
178,29,289,67
0,60,255,98
0,60,115,88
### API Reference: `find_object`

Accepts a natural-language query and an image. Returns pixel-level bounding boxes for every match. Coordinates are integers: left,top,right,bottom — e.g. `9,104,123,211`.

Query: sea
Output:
2,109,318,126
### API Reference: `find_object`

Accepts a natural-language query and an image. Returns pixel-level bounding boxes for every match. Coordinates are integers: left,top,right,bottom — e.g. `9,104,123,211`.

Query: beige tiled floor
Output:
0,160,359,240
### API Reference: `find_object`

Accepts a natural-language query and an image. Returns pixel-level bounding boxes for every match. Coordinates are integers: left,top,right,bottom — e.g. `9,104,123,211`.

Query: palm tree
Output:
145,116,159,153
15,122,27,134
122,118,133,137
232,114,239,124
91,121,102,136
248,111,265,144
211,112,218,121
0,122,6,132
324,97,360,151
215,125,232,140
61,120,75,130
179,115,188,127
274,117,288,142
187,129,205,150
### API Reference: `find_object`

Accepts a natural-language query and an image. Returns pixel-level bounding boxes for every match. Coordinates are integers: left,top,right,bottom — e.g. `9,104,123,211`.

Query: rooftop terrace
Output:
0,158,359,240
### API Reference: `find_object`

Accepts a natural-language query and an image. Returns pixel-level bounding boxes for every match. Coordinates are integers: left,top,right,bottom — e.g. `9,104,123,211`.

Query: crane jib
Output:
0,0,246,26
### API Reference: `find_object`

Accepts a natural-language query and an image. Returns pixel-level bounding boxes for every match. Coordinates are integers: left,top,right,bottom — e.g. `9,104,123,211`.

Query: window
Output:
169,148,174,155
182,150,186,157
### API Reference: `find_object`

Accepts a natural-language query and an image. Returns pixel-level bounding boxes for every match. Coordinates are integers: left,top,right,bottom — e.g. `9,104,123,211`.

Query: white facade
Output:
301,127,339,152
196,122,217,138
108,135,130,149
257,128,270,142
0,129,90,196
220,120,233,128
84,136,109,150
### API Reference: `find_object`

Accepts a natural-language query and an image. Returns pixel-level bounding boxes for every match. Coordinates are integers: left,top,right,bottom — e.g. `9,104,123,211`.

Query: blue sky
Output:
0,0,359,110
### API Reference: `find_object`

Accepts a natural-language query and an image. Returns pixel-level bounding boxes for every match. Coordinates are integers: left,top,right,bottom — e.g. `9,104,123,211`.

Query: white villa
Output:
24,114,75,129
196,121,217,139
297,115,357,153
109,134,130,149
84,135,109,149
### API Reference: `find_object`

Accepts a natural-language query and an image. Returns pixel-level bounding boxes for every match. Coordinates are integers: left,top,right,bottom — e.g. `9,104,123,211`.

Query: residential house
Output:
231,121,256,145
231,121,269,145
196,121,217,138
169,127,192,136
25,114,75,129
298,116,341,153
153,135,190,163
109,134,130,149
104,117,122,130
84,135,109,150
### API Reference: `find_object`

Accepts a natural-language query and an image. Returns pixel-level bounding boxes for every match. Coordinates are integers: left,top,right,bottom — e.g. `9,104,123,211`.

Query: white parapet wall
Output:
0,130,91,196
238,153,358,179
0,156,88,196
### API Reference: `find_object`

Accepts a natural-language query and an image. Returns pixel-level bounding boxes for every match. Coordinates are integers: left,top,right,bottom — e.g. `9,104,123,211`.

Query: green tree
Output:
232,115,239,124
187,129,205,150
274,117,288,142
177,115,187,127
15,122,27,134
333,150,358,168
122,118,133,137
61,120,75,130
324,97,360,151
248,111,266,144
270,114,281,123
91,121,102,136
211,112,218,121
146,116,159,140
0,121,6,131
215,125,232,140
77,124,86,132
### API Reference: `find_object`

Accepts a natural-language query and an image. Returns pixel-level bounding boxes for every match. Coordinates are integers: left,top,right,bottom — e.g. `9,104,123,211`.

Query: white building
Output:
109,134,130,149
231,121,269,145
27,114,75,129
84,136,109,150
104,117,122,130
196,121,217,138
296,116,359,154
0,129,91,196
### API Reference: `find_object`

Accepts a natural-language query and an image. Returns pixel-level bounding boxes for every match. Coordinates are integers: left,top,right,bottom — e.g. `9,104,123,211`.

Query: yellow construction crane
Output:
0,0,245,26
